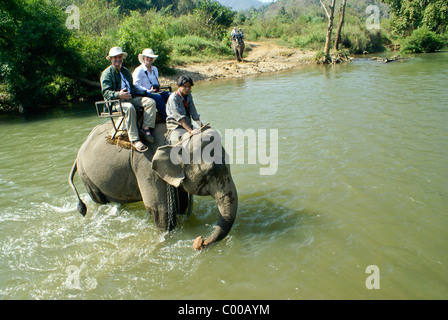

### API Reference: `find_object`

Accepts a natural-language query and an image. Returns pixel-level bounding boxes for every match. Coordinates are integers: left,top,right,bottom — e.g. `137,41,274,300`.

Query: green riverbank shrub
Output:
401,27,447,53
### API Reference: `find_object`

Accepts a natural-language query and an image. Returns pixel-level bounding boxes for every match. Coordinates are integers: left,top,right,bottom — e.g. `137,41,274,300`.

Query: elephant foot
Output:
193,236,209,251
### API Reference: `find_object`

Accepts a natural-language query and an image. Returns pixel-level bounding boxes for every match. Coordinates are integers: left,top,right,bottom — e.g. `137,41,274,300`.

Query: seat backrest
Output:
95,100,123,117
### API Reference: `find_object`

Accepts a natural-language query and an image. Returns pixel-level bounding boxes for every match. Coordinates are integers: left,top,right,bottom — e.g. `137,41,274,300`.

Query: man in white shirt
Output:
133,49,171,122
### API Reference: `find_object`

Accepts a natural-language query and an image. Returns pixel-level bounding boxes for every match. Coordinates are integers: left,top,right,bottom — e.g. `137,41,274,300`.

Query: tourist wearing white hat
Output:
231,27,237,40
133,49,171,122
100,47,157,152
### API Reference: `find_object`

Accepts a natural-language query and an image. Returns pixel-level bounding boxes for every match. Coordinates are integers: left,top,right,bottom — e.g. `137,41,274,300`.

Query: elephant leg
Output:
149,186,191,231
152,207,175,231
237,48,242,62
138,178,175,231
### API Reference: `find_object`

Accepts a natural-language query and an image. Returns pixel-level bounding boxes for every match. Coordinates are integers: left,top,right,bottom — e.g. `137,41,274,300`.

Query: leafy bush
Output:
117,11,172,72
401,27,447,53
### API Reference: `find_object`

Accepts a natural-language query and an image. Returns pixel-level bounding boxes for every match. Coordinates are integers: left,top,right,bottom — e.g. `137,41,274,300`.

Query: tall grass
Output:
170,35,234,64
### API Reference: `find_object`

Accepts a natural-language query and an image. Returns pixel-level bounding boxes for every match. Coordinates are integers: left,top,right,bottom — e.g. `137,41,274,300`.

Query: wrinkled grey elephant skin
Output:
69,122,238,250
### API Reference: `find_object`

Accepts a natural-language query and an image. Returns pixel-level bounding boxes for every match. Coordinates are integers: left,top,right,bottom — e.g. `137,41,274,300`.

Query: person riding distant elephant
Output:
238,28,244,39
69,120,238,250
100,46,157,152
231,31,245,62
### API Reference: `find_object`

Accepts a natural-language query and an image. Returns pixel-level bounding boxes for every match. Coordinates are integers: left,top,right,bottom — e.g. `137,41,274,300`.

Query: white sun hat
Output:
138,48,159,64
106,46,127,60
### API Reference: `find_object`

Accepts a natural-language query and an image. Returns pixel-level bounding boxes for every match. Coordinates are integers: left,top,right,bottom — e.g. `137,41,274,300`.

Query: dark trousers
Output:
148,91,171,122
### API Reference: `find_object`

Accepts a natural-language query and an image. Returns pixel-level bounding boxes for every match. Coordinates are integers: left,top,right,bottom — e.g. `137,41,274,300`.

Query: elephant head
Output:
152,128,238,250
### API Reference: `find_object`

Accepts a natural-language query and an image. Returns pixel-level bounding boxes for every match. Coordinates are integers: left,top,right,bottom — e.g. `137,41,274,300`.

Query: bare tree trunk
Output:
320,0,337,58
334,0,347,51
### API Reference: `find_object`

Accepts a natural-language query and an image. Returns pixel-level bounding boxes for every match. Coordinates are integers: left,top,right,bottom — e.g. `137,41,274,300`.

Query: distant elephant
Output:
232,36,245,62
68,122,238,250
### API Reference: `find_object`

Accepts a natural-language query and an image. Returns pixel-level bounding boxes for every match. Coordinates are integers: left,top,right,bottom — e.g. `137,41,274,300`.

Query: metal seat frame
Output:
95,99,124,139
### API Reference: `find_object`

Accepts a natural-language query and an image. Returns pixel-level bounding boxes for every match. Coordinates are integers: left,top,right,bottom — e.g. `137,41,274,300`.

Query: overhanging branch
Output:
320,0,330,18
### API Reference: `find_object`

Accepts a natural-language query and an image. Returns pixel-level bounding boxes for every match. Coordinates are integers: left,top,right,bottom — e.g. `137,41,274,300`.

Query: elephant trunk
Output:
193,178,238,250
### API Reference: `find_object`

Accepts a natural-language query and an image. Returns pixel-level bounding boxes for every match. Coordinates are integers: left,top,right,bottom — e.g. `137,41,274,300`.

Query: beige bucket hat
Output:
106,46,127,59
138,48,159,64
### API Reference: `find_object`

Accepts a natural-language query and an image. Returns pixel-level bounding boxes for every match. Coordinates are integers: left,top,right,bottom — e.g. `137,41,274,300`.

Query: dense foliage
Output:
382,0,448,36
0,0,83,109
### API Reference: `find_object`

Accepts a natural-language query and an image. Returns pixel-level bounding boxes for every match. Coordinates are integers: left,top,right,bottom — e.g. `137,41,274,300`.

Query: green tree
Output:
320,0,337,58
117,10,172,71
194,0,235,40
176,0,199,14
0,0,82,111
382,0,448,36
75,0,120,36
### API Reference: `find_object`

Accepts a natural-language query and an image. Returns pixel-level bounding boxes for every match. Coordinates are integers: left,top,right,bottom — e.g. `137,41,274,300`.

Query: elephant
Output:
68,122,238,250
231,37,245,62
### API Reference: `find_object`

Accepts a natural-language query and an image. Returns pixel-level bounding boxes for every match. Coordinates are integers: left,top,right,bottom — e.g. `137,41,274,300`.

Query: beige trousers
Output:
119,97,156,142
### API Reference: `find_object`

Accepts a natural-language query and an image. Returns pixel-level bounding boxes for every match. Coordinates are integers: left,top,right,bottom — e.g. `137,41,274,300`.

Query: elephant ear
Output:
152,145,185,187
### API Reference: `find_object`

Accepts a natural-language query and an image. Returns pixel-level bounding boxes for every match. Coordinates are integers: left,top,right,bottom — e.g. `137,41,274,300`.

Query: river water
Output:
1,52,447,300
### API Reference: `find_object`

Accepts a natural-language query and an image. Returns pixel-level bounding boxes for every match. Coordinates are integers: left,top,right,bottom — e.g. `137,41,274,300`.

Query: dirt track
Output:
159,41,316,86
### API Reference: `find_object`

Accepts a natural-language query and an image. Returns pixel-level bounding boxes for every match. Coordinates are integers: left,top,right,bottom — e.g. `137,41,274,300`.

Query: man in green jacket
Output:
100,47,156,152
